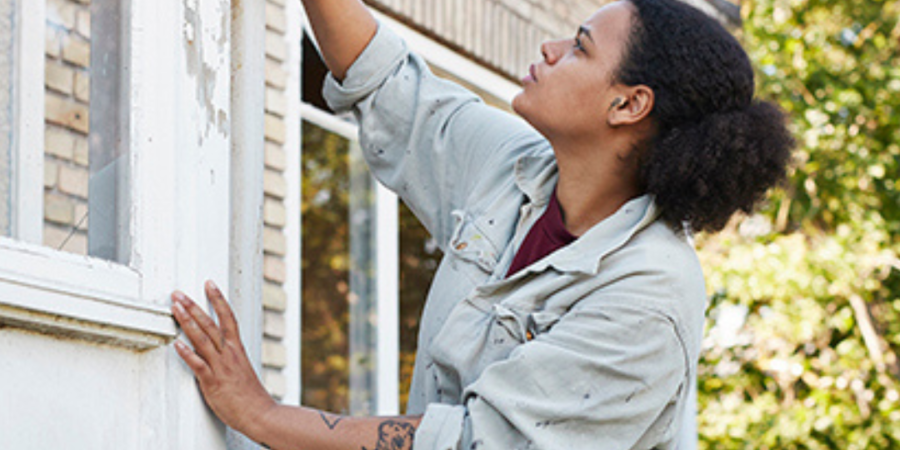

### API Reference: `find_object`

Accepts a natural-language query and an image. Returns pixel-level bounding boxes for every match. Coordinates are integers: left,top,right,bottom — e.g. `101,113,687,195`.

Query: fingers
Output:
174,291,225,352
204,281,241,343
172,293,222,362
174,340,212,380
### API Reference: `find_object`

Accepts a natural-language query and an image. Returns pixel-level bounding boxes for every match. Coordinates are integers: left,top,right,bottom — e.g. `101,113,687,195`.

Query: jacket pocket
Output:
448,210,500,275
489,303,563,344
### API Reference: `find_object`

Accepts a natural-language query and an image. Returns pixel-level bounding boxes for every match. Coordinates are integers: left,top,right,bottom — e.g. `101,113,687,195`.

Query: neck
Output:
551,135,641,236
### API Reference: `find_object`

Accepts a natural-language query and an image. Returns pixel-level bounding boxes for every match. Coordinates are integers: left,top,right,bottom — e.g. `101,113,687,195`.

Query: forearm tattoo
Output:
319,411,343,430
362,420,416,450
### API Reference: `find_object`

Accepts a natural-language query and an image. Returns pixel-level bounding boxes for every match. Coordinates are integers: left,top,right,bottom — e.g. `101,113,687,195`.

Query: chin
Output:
511,91,526,115
510,99,535,127
511,92,537,125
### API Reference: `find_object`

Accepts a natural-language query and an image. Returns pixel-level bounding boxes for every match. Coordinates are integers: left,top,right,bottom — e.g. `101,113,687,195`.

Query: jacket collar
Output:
544,195,660,275
513,147,558,208
510,150,661,277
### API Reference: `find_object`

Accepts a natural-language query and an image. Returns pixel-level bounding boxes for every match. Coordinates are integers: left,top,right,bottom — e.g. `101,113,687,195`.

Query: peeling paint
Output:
217,108,230,135
182,0,230,142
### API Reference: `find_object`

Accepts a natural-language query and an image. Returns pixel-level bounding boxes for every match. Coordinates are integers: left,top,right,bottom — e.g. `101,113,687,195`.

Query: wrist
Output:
239,398,280,445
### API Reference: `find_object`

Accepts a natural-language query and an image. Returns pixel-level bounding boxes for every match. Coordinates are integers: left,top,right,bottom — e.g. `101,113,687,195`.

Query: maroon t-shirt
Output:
506,190,577,278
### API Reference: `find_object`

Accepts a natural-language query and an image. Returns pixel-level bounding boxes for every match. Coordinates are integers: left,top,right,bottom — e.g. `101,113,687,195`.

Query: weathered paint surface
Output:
0,328,142,449
183,0,231,142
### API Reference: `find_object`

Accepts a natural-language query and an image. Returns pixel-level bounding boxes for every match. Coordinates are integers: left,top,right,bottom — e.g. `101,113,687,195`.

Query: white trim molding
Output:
12,0,45,244
0,237,175,350
375,182,399,415
283,0,304,408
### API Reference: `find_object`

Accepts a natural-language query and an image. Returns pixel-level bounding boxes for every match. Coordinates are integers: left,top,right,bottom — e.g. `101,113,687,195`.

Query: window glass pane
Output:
44,0,129,262
0,0,14,236
301,119,378,415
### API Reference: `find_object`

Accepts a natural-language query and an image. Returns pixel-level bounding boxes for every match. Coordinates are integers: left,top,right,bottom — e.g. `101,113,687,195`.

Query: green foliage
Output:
301,121,352,413
696,0,900,447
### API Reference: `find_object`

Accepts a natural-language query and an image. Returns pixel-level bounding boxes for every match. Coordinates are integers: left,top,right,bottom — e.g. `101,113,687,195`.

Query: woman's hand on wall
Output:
170,281,277,437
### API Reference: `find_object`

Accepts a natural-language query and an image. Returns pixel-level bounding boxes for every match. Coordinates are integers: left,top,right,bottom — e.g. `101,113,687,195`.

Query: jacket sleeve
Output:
414,299,691,450
323,23,543,250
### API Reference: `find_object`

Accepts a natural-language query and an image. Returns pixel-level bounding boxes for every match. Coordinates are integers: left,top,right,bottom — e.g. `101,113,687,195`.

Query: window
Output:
0,0,235,351
0,0,153,351
299,33,398,415
44,0,129,261
301,118,377,414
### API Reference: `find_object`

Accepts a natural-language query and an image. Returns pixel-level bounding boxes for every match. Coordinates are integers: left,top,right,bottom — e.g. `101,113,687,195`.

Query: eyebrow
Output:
578,26,594,44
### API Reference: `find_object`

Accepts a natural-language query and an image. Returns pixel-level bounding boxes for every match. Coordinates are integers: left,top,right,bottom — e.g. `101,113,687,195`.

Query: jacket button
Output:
526,331,534,341
455,242,468,251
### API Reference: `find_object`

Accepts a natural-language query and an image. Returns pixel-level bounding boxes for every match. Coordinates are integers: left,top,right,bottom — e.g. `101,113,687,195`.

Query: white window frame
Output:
0,0,233,352
11,0,43,245
288,6,519,416
283,0,303,408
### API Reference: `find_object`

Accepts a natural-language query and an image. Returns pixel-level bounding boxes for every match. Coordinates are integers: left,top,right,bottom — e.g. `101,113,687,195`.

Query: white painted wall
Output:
0,330,142,449
0,0,254,448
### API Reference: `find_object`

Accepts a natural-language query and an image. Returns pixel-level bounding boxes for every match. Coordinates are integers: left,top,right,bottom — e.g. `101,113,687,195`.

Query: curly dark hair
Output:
618,0,794,233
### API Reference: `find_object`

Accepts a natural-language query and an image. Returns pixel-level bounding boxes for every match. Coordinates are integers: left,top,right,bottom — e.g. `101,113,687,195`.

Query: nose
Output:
540,38,570,65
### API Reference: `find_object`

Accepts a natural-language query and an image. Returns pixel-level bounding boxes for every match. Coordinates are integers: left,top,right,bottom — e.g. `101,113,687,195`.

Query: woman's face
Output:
512,1,636,142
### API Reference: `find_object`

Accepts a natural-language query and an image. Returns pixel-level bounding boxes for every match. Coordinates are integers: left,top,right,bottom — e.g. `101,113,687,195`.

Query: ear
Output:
607,85,654,127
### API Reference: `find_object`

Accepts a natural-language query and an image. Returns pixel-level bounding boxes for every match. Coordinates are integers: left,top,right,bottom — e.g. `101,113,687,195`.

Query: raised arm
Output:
300,0,378,81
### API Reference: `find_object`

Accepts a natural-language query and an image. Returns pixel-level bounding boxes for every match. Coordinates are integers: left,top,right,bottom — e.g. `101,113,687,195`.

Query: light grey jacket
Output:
324,23,708,450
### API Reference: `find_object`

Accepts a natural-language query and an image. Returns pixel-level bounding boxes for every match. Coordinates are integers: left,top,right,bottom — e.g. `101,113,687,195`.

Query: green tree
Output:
696,0,900,447
301,121,353,413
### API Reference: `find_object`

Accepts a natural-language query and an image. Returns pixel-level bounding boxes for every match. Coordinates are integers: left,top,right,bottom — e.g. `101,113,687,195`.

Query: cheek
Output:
562,78,610,125
512,71,606,135
545,84,603,125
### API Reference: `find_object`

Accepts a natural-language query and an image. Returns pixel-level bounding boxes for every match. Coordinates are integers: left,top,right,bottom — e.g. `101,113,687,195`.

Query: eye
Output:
573,36,586,53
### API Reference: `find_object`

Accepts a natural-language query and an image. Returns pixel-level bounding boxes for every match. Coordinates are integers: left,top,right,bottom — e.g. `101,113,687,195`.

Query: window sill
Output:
0,237,177,350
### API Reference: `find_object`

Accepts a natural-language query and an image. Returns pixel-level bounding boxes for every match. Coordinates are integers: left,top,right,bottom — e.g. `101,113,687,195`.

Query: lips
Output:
523,64,538,84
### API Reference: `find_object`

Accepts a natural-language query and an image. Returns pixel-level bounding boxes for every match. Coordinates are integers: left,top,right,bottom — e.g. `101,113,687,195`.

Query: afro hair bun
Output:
620,0,795,233
641,100,794,233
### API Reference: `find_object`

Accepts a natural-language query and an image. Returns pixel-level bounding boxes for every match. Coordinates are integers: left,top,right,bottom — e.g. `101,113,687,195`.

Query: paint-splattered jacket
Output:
324,23,707,450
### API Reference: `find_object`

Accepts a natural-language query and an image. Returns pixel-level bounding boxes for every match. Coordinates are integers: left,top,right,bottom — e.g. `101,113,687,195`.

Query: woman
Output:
170,0,793,448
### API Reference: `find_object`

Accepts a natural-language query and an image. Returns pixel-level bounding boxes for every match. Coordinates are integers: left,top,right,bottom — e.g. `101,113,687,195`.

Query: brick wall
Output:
261,0,291,400
366,0,607,80
44,0,91,254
